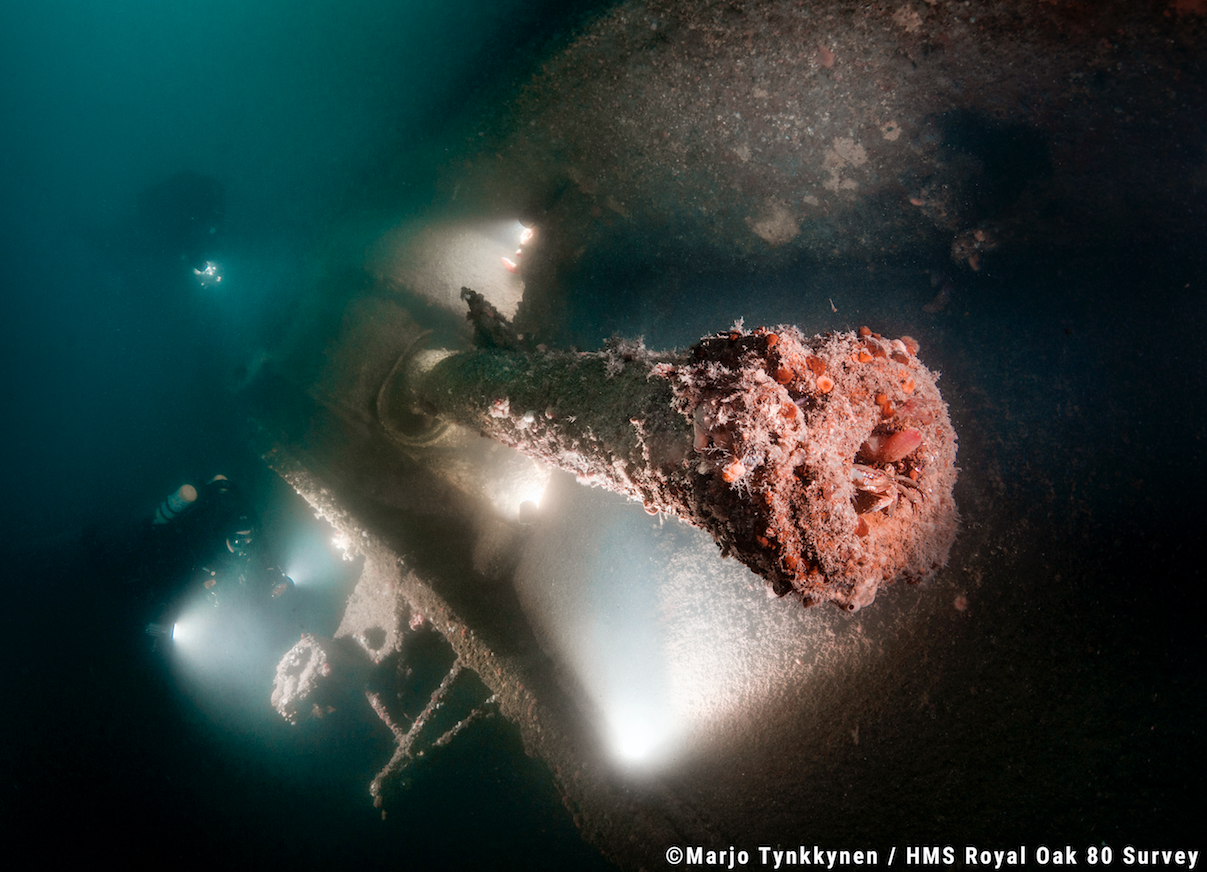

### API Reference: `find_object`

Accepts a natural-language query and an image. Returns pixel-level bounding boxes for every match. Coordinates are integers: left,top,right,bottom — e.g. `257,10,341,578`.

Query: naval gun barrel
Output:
410,317,957,611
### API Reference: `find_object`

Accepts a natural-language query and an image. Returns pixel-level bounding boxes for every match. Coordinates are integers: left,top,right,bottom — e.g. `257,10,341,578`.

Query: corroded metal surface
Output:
415,322,957,610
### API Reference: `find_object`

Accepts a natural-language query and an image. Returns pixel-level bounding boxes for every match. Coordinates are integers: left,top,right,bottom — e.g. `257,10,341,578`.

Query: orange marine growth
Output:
667,325,958,611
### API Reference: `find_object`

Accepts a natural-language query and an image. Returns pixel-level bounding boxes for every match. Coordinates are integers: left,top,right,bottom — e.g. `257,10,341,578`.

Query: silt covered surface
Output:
415,0,1207,344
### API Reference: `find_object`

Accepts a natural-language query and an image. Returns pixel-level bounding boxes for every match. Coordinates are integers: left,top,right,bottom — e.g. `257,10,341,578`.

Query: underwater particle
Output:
410,314,958,612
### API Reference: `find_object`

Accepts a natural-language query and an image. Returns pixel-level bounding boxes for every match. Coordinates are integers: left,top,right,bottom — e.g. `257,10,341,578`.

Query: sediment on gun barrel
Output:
409,309,958,612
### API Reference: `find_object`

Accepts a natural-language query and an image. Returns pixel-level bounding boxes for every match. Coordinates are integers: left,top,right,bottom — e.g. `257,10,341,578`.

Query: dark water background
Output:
1,0,600,545
1,1,613,866
2,1,1203,867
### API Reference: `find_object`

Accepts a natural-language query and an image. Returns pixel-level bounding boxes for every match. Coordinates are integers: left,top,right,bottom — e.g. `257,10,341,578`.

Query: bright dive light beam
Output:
283,514,348,583
170,615,200,647
609,710,670,764
369,217,527,322
283,560,314,587
482,455,552,521
171,617,198,645
167,599,222,654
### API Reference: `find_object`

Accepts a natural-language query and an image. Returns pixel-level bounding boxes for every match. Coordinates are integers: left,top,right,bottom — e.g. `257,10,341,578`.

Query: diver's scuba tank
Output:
153,484,198,524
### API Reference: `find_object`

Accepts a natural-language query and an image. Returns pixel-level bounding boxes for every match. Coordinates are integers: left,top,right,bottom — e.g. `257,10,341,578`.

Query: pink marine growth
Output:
861,428,923,463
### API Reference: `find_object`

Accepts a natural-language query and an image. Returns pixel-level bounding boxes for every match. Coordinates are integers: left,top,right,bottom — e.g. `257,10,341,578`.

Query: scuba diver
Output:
140,475,294,649
134,170,225,278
